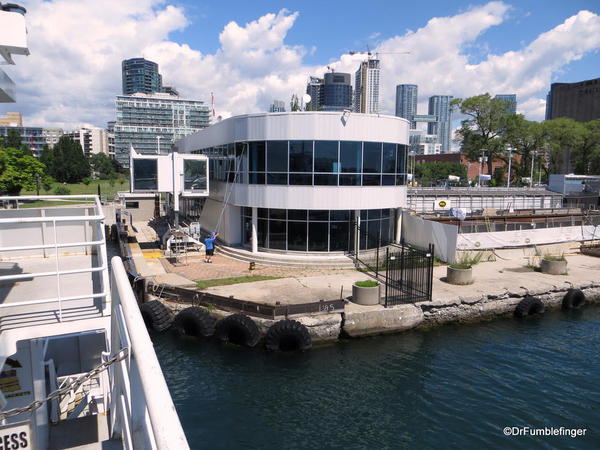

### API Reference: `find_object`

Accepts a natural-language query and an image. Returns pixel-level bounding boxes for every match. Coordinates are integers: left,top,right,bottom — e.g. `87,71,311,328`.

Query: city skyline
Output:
0,1,598,129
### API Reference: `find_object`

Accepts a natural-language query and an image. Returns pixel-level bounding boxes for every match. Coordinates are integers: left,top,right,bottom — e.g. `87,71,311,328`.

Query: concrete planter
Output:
351,283,381,306
447,266,473,285
540,258,567,275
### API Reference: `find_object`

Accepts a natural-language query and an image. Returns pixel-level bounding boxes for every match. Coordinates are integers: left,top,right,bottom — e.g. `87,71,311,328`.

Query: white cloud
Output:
2,1,600,130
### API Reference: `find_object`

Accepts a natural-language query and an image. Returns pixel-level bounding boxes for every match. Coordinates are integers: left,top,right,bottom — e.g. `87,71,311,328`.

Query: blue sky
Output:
2,0,599,129
172,0,599,83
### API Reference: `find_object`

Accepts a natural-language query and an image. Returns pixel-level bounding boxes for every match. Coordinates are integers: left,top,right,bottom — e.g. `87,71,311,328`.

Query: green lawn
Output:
21,178,129,197
195,275,281,289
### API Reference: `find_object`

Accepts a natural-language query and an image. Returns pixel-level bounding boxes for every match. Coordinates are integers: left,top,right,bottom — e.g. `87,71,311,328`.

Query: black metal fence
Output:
354,241,434,306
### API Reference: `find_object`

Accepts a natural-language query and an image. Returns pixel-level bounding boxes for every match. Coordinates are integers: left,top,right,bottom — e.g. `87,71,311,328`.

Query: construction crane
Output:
348,50,411,59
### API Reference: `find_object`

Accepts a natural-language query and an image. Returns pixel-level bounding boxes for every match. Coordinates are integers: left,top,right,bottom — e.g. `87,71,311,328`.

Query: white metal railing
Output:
0,195,110,328
108,256,189,450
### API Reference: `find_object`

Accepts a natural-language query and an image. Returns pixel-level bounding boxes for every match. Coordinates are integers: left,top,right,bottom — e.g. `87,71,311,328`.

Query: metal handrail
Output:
0,195,110,327
109,256,189,450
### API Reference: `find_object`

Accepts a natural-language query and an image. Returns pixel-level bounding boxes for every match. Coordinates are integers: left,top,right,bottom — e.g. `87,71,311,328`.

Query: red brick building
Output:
414,153,510,181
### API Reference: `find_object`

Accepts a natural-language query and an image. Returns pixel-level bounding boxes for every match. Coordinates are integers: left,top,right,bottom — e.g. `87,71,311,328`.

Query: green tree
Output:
90,153,115,179
453,94,512,175
290,94,300,112
46,136,90,183
503,115,545,184
541,118,584,174
414,161,467,186
3,129,22,149
0,147,46,195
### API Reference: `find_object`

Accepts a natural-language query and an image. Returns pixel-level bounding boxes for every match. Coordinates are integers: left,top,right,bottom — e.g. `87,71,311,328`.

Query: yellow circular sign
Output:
438,201,447,207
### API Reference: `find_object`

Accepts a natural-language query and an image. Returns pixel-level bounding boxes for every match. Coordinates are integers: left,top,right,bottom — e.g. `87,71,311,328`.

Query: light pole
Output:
478,149,487,186
506,147,513,188
530,150,535,188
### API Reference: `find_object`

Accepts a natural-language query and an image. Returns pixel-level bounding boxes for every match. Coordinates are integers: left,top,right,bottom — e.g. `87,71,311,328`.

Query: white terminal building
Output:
174,111,410,254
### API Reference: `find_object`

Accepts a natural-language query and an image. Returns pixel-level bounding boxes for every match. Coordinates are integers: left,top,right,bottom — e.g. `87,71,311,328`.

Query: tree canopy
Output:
41,136,90,183
414,161,467,186
454,93,600,184
0,146,46,195
90,152,116,179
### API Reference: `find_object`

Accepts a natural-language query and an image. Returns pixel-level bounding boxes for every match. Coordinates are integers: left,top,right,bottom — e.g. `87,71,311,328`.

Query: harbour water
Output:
153,306,599,449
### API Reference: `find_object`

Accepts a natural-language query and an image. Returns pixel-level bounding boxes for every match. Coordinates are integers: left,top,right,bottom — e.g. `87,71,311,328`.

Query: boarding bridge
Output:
0,195,188,449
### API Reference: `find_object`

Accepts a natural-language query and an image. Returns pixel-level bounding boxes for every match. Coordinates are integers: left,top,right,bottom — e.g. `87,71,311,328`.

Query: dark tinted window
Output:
288,210,307,221
363,142,382,173
269,220,286,250
289,140,313,172
132,159,157,190
340,141,361,173
396,144,407,173
309,210,329,221
339,174,361,185
289,174,312,185
269,209,286,220
314,174,338,185
382,143,396,173
183,159,207,190
362,175,381,186
314,141,338,172
267,140,288,171
288,221,307,251
308,222,328,251
267,173,287,185
329,222,349,251
249,141,265,171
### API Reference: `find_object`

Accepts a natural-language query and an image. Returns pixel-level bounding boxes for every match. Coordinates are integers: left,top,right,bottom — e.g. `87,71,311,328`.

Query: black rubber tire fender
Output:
514,296,545,318
140,300,173,332
214,314,261,347
562,289,586,310
265,319,312,352
173,306,215,338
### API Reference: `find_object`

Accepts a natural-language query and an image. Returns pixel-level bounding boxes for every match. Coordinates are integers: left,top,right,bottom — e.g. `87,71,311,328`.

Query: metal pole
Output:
375,245,380,279
507,148,512,188
530,151,535,188
385,246,389,307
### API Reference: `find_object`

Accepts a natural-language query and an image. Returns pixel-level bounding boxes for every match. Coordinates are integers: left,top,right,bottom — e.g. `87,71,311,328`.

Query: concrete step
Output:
217,245,356,268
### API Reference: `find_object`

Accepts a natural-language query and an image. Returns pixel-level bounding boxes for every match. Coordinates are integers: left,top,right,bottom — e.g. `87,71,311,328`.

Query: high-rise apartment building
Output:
395,84,418,128
107,121,115,158
114,93,210,167
305,72,352,111
269,100,286,112
494,94,517,114
0,112,22,126
306,77,323,111
409,132,441,155
122,58,162,95
545,77,600,122
322,72,352,111
66,127,109,158
427,95,453,153
354,59,380,114
0,126,63,157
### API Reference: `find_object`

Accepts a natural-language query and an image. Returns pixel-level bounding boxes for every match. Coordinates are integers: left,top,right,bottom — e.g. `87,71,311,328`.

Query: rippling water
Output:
153,306,599,449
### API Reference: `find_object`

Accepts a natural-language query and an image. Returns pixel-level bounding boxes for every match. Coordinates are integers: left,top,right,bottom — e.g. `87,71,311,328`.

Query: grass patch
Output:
21,178,127,197
195,275,281,289
354,280,379,288
19,200,91,208
449,263,471,270
542,254,566,262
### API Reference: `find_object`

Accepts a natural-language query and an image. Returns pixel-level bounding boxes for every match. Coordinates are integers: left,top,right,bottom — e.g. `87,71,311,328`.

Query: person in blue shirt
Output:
204,231,218,263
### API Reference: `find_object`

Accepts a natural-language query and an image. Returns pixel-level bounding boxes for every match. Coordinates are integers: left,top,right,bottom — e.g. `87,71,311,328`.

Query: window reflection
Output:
132,159,158,190
183,160,207,190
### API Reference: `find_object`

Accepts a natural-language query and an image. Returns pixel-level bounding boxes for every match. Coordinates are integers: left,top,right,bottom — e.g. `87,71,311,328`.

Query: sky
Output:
1,0,599,131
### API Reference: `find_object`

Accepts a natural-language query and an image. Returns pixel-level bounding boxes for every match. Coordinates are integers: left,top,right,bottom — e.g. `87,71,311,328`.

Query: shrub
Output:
82,177,91,185
450,251,483,269
53,185,71,195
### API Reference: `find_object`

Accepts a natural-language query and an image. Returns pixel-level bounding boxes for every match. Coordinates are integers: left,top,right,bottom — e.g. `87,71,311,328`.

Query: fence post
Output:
384,247,389,307
428,243,434,301
375,245,380,279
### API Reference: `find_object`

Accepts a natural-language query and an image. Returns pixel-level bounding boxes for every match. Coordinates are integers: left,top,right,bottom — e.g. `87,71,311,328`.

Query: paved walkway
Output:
135,236,600,307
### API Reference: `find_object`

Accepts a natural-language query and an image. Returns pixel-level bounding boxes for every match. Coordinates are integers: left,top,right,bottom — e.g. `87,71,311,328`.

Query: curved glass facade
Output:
195,140,408,187
241,208,395,252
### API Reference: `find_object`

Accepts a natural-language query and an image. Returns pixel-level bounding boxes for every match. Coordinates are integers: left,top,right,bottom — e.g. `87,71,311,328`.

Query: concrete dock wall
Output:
155,282,600,347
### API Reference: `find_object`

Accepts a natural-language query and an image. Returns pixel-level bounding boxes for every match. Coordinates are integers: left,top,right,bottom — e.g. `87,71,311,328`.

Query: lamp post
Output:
506,147,513,188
